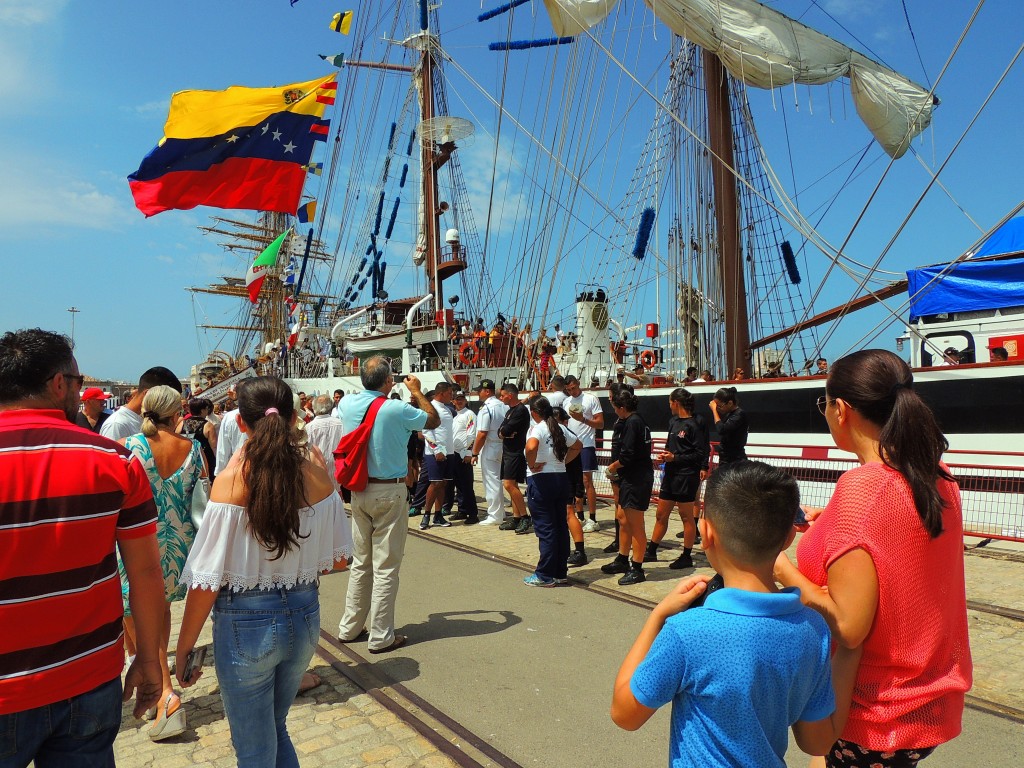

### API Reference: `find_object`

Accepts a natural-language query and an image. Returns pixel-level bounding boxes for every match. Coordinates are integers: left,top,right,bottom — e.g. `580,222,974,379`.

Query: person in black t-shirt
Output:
600,390,653,586
710,386,748,466
497,383,531,534
647,388,710,569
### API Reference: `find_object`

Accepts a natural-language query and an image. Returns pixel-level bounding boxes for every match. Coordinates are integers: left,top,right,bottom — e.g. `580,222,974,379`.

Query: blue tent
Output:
907,218,1024,321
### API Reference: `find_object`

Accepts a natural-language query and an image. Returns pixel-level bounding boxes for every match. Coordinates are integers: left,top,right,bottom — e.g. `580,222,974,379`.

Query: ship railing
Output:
586,439,1024,543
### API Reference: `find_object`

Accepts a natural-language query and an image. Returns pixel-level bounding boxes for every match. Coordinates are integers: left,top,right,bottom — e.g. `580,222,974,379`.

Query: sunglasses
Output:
50,371,85,389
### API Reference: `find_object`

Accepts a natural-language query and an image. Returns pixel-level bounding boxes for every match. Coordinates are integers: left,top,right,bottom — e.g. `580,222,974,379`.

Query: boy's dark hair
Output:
139,366,182,393
703,460,799,564
500,382,519,396
0,329,74,403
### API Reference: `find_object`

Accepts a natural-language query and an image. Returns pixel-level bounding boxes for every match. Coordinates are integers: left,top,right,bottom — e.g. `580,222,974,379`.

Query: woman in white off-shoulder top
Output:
174,377,351,768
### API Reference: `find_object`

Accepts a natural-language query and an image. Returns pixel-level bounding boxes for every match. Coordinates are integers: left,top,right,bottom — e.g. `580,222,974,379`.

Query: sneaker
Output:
432,515,452,528
478,518,500,526
514,517,533,535
602,540,621,554
581,518,600,533
441,506,452,517
523,573,556,587
618,568,646,586
567,550,589,568
669,552,694,570
463,517,480,525
499,517,519,531
418,517,430,530
643,546,658,563
448,510,467,521
600,557,629,575
675,530,685,538
409,507,422,517
694,530,702,545
553,577,569,585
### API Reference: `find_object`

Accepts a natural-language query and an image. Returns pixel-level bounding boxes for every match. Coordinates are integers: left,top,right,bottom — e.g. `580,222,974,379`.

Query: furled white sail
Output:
545,0,934,158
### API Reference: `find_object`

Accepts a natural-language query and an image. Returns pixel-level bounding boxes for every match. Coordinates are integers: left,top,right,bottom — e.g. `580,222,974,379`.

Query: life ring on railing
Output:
638,350,657,370
458,342,480,366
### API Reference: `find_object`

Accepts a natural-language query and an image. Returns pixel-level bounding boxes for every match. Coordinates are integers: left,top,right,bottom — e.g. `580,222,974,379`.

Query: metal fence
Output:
591,439,1024,543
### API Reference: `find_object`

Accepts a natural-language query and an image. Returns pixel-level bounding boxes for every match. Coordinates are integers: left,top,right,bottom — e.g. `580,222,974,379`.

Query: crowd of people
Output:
0,327,974,768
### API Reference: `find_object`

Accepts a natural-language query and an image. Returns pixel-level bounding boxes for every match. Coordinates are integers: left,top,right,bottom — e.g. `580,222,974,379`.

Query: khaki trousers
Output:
338,482,408,650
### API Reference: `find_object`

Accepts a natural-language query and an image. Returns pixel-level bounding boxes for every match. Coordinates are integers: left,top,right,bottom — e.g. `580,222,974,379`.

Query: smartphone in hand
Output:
688,572,725,608
182,647,207,682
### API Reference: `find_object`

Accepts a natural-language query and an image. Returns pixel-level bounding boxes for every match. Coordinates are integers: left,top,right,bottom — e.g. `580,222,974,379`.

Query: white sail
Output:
545,0,934,158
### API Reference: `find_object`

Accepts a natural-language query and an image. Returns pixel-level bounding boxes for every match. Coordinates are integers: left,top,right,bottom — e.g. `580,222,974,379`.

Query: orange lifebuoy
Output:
638,350,657,370
458,342,480,366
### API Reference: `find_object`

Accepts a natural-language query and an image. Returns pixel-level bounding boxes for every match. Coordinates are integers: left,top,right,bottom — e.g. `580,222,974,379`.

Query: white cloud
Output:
123,100,171,118
0,162,132,231
0,0,68,25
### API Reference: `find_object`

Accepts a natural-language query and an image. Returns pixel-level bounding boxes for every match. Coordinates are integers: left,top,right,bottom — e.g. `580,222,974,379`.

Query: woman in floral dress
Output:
119,384,208,741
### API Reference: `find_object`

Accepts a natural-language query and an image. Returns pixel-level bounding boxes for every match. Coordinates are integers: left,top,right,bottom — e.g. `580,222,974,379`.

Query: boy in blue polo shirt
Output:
611,460,859,767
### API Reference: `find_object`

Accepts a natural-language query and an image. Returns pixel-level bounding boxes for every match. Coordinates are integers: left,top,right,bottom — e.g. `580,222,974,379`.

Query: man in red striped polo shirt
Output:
0,329,167,767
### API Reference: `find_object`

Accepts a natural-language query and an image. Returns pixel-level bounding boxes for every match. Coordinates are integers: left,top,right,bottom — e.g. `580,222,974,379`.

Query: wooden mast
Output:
419,14,442,311
703,52,750,376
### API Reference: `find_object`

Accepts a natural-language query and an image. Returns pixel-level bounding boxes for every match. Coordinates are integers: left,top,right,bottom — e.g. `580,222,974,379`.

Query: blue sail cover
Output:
907,217,1024,321
907,256,1024,321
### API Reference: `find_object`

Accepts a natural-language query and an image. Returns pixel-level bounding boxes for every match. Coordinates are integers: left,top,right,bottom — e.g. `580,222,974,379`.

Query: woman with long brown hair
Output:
175,377,351,767
775,350,972,768
522,395,581,586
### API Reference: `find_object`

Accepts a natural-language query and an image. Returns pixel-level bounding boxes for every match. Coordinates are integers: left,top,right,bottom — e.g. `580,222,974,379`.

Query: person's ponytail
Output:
237,377,308,559
879,385,951,537
829,350,952,538
530,395,568,462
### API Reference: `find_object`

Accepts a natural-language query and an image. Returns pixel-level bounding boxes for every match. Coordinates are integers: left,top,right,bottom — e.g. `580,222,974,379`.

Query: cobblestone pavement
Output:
111,489,1023,766
112,607,457,768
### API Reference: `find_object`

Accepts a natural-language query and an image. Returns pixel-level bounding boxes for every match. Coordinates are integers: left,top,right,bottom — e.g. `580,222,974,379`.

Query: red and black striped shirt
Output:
0,408,157,715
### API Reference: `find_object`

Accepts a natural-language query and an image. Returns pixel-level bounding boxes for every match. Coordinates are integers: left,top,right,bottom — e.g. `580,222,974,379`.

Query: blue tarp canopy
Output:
973,217,1024,258
907,217,1024,321
907,255,1024,321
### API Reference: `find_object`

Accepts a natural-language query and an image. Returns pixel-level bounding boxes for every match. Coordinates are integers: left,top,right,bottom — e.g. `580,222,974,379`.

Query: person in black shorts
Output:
710,386,748,467
556,407,588,566
497,383,531,534
647,388,710,569
599,390,653,585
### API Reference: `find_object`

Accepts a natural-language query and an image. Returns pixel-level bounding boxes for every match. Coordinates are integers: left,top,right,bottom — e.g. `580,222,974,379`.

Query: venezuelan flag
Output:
128,75,337,217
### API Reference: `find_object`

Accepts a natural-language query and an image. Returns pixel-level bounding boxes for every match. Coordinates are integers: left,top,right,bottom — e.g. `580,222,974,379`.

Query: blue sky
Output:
0,0,1020,382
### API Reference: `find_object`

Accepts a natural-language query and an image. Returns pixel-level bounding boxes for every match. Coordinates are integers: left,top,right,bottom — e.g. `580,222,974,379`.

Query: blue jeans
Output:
0,677,121,768
213,582,320,768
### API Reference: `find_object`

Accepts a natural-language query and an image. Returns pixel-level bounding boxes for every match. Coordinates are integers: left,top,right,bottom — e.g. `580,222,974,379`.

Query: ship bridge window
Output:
920,331,974,367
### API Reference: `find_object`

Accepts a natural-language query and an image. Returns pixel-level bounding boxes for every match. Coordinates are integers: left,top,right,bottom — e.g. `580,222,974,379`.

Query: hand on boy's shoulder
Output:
653,575,710,620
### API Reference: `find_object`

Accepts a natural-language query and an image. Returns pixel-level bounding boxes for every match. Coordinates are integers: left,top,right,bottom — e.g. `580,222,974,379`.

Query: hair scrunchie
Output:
142,410,161,423
264,407,280,416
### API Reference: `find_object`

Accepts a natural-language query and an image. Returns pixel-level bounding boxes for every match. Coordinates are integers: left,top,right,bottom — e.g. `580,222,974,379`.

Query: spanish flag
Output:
329,11,353,34
128,75,337,217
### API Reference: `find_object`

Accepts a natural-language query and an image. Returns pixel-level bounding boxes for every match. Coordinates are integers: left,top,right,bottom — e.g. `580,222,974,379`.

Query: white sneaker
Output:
581,518,600,533
478,518,501,526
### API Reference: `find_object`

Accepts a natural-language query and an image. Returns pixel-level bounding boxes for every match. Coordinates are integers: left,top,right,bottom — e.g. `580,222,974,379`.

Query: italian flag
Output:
245,229,290,303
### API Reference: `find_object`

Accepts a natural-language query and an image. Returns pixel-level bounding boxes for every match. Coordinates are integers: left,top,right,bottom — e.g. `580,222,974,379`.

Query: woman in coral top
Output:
775,349,972,768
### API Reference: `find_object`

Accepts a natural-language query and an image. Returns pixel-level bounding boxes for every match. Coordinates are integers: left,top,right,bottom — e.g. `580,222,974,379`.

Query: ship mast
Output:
414,0,465,316
703,53,750,375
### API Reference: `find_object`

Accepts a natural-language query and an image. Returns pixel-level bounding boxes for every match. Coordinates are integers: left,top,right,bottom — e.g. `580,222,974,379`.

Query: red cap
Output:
81,387,108,401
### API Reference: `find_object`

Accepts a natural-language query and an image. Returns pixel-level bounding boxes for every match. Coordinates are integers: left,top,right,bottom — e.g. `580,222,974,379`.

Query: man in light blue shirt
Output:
337,356,439,654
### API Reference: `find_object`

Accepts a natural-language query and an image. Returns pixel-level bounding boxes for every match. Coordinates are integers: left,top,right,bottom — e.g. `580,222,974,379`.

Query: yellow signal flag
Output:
329,11,353,35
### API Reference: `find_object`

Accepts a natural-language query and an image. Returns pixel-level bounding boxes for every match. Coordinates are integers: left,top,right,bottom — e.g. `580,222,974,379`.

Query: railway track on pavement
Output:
410,527,1024,725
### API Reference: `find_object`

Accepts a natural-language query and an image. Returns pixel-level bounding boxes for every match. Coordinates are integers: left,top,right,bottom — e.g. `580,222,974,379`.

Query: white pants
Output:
338,483,407,650
480,447,505,523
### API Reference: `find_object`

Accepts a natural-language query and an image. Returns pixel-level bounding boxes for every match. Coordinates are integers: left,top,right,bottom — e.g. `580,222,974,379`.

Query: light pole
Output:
67,307,80,344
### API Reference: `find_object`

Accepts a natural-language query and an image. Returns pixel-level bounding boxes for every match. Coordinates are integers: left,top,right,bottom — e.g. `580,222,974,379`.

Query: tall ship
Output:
181,0,1023,476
